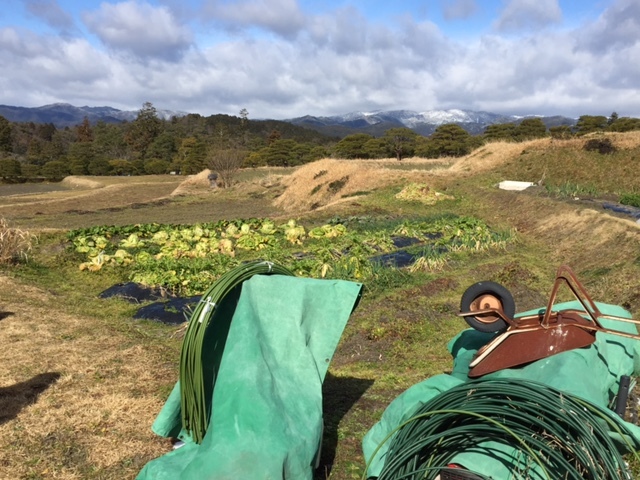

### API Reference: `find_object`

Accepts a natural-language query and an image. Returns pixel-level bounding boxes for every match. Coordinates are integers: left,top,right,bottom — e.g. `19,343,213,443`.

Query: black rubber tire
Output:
460,281,515,333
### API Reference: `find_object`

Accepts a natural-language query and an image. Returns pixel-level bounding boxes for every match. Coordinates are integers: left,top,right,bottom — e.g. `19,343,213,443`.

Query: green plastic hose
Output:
369,378,640,480
179,260,294,444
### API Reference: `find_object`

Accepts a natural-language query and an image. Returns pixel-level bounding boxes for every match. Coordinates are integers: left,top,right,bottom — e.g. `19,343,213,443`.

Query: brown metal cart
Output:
459,265,640,377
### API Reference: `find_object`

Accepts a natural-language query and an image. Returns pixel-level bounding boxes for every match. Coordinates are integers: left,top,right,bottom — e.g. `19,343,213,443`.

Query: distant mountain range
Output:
0,103,184,127
0,103,576,135
287,109,577,136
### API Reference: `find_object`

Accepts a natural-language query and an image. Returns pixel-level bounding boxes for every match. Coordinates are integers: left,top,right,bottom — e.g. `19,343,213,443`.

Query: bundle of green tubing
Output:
179,260,294,444
374,378,640,480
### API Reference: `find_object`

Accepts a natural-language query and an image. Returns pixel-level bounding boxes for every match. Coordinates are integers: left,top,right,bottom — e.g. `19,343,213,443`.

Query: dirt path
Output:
0,181,182,216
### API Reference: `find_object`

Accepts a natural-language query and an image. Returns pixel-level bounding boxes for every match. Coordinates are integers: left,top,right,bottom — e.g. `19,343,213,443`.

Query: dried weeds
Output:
395,183,454,204
0,217,35,263
170,169,213,196
272,159,429,212
0,276,173,478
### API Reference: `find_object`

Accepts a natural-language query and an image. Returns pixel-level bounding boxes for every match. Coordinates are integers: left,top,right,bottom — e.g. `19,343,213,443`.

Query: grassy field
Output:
1,133,640,479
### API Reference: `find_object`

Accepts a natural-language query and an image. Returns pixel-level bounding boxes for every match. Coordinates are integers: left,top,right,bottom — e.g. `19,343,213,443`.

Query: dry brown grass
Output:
170,169,213,196
61,176,104,189
269,141,559,212
445,138,551,175
169,168,291,197
0,176,183,222
440,132,640,180
255,173,285,188
273,158,437,212
0,276,174,479
532,207,640,268
536,131,640,155
271,137,621,214
580,130,640,149
0,217,35,263
336,156,454,169
446,131,640,178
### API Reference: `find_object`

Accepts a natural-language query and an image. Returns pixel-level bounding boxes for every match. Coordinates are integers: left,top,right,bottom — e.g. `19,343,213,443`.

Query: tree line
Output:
0,104,638,183
331,113,639,161
0,103,336,182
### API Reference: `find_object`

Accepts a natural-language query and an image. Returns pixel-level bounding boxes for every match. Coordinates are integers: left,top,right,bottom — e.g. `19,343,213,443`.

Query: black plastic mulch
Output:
100,234,448,324
99,282,200,325
370,250,419,268
391,236,421,248
133,296,201,325
602,202,640,220
98,282,171,304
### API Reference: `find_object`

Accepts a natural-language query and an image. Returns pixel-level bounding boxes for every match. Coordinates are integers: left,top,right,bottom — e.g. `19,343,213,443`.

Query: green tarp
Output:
363,301,640,478
137,274,362,480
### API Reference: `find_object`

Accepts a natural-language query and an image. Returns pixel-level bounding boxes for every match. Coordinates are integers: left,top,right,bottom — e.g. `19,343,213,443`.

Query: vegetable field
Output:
2,135,640,480
67,215,514,297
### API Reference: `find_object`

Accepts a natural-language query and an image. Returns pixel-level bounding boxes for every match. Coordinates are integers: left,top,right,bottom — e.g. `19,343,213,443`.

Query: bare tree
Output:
208,148,247,188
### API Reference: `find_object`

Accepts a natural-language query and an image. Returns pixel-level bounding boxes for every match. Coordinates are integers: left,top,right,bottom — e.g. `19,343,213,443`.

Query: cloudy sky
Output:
1,0,638,119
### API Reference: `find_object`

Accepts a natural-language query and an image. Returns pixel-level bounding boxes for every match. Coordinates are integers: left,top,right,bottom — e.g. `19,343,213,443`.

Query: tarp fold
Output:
137,274,362,480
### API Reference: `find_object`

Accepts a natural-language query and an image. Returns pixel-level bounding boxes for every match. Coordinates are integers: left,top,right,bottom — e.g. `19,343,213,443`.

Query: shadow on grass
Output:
0,311,14,321
0,372,61,425
316,373,374,479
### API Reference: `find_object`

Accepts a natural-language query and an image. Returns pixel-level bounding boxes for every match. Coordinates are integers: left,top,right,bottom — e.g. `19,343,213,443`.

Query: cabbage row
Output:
67,216,513,296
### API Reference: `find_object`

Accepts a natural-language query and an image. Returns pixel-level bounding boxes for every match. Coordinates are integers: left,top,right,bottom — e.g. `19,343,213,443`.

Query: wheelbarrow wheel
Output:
460,281,515,333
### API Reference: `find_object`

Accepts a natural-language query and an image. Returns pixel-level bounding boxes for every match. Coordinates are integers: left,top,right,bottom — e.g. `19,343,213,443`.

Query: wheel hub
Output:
470,294,503,324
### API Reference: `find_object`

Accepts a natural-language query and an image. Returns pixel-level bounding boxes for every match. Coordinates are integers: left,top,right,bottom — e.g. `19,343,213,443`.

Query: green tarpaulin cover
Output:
137,274,362,480
363,301,640,478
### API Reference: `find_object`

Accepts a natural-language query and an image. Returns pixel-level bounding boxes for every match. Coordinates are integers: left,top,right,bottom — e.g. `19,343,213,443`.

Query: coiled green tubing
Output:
179,260,294,444
373,378,640,480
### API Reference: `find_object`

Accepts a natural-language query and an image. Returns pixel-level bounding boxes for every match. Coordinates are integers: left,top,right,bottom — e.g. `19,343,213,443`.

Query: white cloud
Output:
306,7,371,54
576,0,640,53
0,27,45,57
1,0,639,119
82,1,193,61
428,29,610,117
398,17,456,69
0,29,113,107
202,0,305,38
494,0,562,32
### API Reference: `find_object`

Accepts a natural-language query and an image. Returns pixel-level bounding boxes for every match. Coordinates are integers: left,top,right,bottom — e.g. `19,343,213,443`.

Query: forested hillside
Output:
0,102,638,182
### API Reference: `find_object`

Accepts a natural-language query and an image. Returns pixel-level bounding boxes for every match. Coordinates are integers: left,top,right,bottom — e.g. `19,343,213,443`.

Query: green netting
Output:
363,301,640,479
137,274,362,480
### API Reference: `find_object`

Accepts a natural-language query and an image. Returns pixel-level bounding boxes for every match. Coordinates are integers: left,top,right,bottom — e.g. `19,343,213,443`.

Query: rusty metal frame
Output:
458,265,640,377
540,265,640,339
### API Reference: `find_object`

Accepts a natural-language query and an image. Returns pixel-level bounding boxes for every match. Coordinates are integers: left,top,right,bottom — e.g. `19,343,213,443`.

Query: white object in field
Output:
498,180,535,191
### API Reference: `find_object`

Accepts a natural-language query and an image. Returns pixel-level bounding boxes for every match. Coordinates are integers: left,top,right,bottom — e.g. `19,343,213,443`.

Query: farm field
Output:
1,135,640,479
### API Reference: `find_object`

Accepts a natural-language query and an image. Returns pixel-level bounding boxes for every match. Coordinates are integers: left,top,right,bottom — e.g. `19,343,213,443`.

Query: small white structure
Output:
498,180,535,191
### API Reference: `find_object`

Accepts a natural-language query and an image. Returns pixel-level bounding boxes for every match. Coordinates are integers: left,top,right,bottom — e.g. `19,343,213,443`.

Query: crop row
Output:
67,216,514,296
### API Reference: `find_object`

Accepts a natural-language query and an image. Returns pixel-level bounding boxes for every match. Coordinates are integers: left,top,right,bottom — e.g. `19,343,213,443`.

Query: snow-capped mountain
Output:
0,103,187,127
0,103,576,135
287,109,530,136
